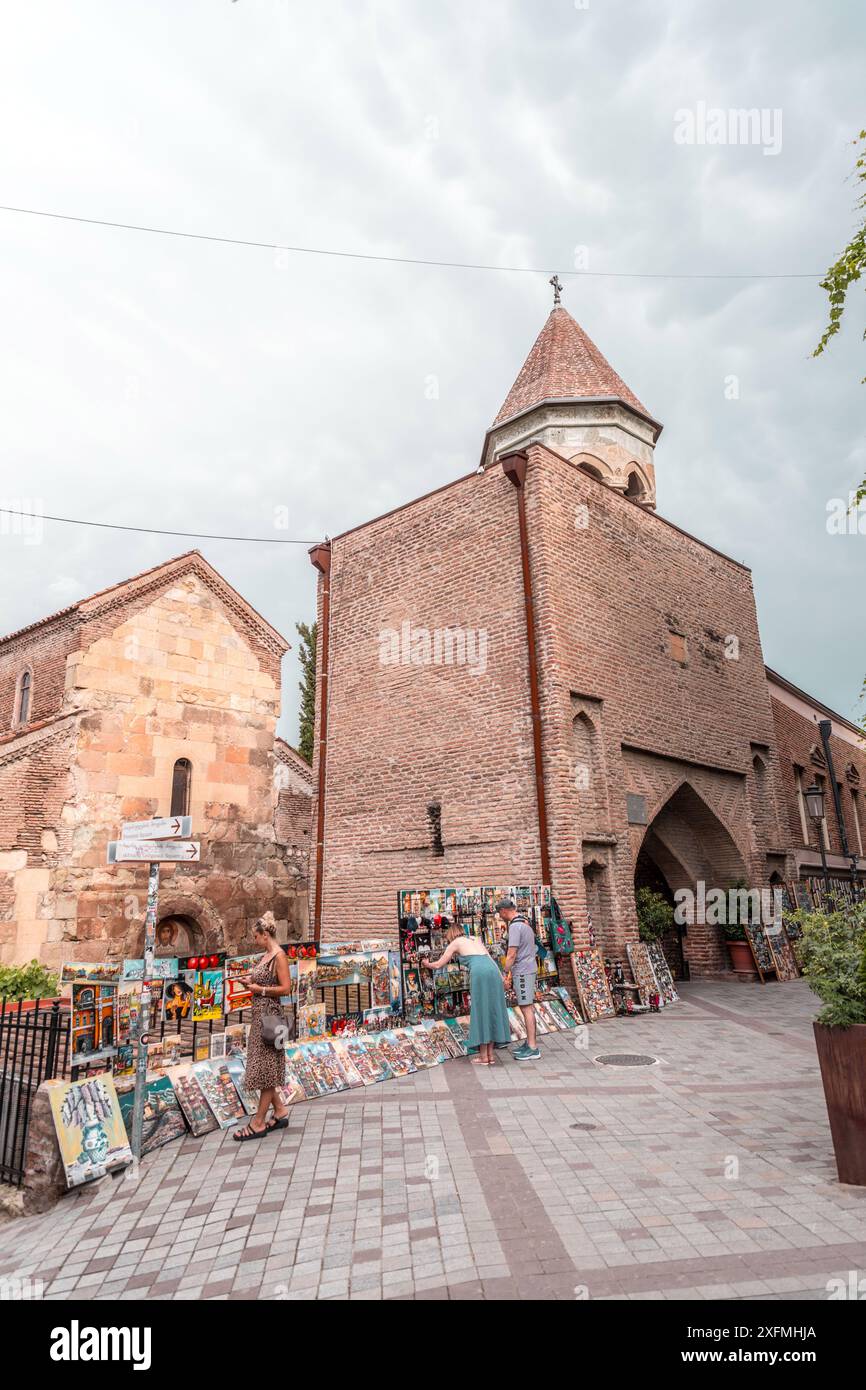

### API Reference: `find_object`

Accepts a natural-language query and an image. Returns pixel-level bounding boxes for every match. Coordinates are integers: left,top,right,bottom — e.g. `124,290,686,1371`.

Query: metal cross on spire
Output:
549,273,563,306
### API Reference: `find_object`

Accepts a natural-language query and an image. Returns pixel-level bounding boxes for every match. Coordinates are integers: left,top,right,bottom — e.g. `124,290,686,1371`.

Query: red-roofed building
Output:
307,300,865,977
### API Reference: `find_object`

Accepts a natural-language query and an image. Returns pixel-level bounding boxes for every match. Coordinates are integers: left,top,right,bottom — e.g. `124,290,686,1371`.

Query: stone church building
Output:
0,551,310,968
308,301,866,974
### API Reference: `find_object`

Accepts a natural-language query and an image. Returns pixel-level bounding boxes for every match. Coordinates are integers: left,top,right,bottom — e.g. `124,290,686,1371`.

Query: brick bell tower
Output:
480,277,662,508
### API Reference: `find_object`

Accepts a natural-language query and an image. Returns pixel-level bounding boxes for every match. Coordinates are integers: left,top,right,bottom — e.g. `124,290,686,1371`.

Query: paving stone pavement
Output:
2,979,865,1302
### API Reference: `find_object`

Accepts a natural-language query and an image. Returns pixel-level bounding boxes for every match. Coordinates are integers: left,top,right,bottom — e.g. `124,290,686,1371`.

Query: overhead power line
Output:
0,204,822,280
0,506,317,544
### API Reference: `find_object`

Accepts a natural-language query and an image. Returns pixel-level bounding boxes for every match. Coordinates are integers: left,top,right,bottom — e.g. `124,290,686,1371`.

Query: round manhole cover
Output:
570,1122,598,1131
594,1053,658,1067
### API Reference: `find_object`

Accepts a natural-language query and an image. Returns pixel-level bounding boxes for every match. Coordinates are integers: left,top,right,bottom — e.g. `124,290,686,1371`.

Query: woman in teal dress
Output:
422,925,511,1066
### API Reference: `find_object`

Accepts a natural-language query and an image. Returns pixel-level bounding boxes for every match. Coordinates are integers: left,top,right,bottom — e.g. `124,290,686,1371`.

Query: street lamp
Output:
804,784,832,897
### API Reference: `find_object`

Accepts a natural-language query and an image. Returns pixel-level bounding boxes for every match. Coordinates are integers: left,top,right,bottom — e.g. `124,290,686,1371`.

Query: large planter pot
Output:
813,1022,866,1186
725,939,756,976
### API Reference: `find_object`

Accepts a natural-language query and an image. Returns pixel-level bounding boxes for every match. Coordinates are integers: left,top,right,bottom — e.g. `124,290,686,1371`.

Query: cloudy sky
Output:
1,0,864,742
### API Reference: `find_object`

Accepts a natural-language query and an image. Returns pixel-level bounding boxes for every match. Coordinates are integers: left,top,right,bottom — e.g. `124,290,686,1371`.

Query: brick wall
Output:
312,443,789,974
770,693,866,862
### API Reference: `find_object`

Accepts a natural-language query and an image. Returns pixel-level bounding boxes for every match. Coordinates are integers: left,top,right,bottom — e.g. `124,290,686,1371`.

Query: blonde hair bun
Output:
257,911,278,938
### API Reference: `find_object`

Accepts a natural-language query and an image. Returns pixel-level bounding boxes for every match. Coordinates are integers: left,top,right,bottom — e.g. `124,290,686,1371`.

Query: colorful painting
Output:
444,1018,470,1054
225,954,262,1013
646,942,679,1004
47,1074,133,1187
61,961,122,984
573,950,615,1022
627,943,663,1008
333,1037,383,1085
306,1042,353,1094
284,1045,323,1100
535,1001,561,1032
405,1025,441,1067
532,1004,549,1035
191,1060,246,1127
378,1031,417,1076
552,985,584,1025
296,957,318,1008
370,954,391,1008
224,1056,258,1114
119,1075,187,1154
145,1034,182,1075
362,1035,395,1081
69,982,117,1061
166,1064,219,1136
192,969,223,1022
419,1021,452,1064
278,1067,308,1107
122,958,178,982
112,1045,135,1079
209,1032,227,1060
299,1002,327,1041
765,926,800,982
163,977,194,1025
507,1007,526,1042
224,1022,250,1058
546,997,576,1030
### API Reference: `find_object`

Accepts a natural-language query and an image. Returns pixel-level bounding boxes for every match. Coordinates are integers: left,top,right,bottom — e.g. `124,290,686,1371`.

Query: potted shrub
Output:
635,887,673,943
795,901,866,1186
721,921,756,976
0,959,60,1012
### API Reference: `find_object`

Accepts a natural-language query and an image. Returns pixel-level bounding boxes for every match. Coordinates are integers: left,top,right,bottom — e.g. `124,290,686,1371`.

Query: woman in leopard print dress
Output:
233,914,291,1141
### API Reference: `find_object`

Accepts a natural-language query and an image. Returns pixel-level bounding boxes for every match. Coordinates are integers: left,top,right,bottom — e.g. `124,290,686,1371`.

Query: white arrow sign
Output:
121,816,193,841
108,840,201,864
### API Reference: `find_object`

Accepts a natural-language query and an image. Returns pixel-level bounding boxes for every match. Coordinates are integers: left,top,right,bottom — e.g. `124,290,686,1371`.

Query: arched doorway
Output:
132,914,205,958
635,782,750,975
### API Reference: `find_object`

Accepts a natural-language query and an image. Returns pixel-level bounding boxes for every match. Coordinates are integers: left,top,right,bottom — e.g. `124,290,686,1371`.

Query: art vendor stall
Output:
398,884,567,1024
48,911,589,1186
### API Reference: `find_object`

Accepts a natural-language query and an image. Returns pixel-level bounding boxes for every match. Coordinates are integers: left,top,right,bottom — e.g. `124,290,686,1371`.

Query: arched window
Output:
572,711,606,826
170,758,192,817
15,669,32,726
625,470,647,502
578,461,604,483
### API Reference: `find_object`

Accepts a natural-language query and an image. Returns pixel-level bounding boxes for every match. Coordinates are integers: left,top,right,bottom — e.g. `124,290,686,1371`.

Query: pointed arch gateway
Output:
635,781,750,976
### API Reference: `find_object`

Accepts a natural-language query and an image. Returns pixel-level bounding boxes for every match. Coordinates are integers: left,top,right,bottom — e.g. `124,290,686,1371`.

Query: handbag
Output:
260,1010,285,1048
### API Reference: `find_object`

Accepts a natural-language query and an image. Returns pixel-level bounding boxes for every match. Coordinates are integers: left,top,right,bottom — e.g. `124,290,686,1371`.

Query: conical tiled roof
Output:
494,306,653,426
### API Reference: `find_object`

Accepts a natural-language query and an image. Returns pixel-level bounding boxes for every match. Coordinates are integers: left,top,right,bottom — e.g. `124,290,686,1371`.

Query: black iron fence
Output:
0,996,261,1187
0,999,68,1187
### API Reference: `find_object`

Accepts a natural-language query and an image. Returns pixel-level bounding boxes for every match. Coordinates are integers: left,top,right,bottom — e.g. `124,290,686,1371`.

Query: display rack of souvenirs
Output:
574,949,616,1021
743,920,775,981
626,942,663,1009
765,926,801,982
398,884,563,1024
604,959,638,1015
646,942,680,1004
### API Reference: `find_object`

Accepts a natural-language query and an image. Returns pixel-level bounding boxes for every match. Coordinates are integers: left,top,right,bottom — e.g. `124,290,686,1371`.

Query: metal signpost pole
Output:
130,860,160,1162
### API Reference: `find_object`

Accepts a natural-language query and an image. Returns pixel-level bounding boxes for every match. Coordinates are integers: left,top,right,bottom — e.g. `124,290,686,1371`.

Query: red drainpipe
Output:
308,542,332,940
500,451,552,886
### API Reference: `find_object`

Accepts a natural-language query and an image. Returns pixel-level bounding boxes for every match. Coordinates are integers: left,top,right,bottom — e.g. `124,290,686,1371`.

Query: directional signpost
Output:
120,815,192,842
108,840,201,863
107,815,202,1160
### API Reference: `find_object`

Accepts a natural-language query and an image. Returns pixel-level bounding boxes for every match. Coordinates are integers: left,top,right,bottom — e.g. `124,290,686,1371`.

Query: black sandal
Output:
233,1122,268,1142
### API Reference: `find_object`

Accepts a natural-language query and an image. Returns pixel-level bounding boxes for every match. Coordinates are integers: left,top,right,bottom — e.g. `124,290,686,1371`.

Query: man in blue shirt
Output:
497,898,540,1060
